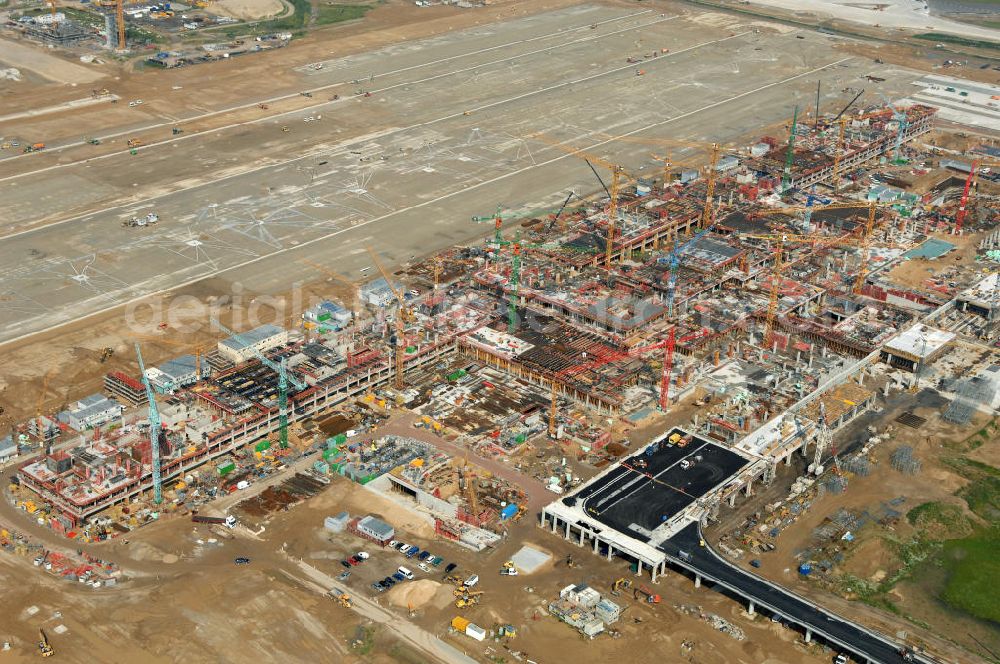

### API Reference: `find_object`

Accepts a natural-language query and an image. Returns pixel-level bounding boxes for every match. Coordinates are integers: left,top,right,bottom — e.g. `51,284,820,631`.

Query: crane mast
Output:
210,319,306,448
134,344,163,504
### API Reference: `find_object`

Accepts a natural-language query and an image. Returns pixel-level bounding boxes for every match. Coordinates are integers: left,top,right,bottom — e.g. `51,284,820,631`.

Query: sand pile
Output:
386,579,442,609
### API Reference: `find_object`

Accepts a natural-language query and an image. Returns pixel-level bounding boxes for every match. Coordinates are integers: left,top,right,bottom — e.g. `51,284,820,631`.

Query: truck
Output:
191,514,237,528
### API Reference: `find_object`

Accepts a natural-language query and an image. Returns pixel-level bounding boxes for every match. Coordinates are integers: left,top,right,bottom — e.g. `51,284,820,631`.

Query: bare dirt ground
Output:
209,0,287,20
705,374,1000,663
0,37,106,85
885,227,985,290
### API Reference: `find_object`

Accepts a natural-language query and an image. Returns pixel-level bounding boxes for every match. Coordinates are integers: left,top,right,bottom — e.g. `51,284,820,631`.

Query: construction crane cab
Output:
37,629,53,657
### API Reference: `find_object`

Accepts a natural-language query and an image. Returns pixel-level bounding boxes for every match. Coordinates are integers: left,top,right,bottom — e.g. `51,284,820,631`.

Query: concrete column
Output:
785,453,792,466
635,560,643,577
565,520,571,539
744,479,753,497
551,516,557,534
651,565,658,583
593,535,599,554
748,601,755,616
540,509,546,528
694,574,701,588
804,629,811,643
579,528,585,547
607,545,614,562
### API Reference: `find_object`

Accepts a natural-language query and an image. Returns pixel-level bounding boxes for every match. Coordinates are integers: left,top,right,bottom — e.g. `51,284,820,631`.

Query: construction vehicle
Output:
123,213,158,228
634,585,661,604
565,554,579,569
37,629,53,657
127,138,142,148
99,347,114,363
87,138,101,145
191,513,237,528
611,578,632,597
334,592,352,607
500,561,518,576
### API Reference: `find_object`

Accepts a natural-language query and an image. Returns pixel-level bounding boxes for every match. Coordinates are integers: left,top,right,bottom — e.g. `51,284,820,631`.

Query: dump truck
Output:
191,514,237,528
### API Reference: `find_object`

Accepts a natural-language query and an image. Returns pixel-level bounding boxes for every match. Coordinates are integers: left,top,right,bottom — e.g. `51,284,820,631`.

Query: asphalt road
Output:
662,522,922,664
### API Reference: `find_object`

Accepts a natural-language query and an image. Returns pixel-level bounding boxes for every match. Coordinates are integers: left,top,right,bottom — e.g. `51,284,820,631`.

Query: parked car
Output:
418,551,431,562
398,566,415,580
340,559,352,568
234,557,251,565
444,563,458,574
356,551,370,561
405,548,419,559
382,576,395,587
392,572,406,582
430,556,444,567
348,556,362,566
418,562,431,573
371,582,384,592
338,570,351,581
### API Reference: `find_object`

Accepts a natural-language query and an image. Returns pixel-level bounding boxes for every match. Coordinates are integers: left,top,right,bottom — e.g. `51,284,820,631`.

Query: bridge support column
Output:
785,453,792,466
747,601,755,616
593,535,599,554
635,560,643,577
744,479,753,497
728,492,737,508
579,528,585,547
804,629,811,643
565,520,571,540
651,564,658,583
694,574,701,589
551,515,557,534
607,545,614,561
539,509,546,528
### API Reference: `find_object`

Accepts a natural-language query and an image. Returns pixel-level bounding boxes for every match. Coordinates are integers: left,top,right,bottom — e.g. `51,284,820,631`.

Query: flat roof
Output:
568,432,749,538
220,324,284,350
884,323,955,360
958,272,999,308
547,428,751,563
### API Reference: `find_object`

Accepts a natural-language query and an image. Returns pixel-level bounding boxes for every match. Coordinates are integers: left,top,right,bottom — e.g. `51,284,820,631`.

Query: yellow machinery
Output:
611,577,632,597
38,629,53,657
336,593,352,608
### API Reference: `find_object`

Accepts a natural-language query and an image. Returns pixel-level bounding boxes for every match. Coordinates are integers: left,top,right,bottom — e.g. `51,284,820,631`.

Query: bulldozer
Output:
634,585,661,604
610,578,632,597
38,629,53,657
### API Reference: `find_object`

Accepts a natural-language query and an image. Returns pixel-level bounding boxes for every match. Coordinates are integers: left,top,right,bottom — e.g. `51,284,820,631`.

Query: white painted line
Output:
0,9,656,167
0,57,852,348
0,95,121,123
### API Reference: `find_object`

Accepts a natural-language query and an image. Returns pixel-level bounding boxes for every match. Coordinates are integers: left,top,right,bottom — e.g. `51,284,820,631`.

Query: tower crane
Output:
586,132,727,233
134,344,163,504
955,159,1000,234
115,0,126,51
549,329,679,429
366,247,411,390
130,335,211,384
664,223,717,316
745,202,896,345
209,319,306,448
525,134,635,267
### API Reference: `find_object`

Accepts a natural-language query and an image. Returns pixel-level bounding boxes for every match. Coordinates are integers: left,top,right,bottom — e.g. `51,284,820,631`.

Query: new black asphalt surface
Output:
662,523,921,664
566,431,748,534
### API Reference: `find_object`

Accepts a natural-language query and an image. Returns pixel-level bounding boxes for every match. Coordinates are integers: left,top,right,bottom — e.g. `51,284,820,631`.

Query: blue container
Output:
500,504,518,520
798,563,812,576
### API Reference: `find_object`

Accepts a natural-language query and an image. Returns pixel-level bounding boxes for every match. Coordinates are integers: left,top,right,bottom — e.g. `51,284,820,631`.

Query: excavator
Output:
610,577,632,597
38,629,53,657
634,585,661,605
334,593,352,608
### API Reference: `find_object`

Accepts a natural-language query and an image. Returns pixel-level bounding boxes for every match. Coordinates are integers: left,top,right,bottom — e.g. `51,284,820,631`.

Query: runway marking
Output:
0,56,853,348
0,8,658,170
592,441,708,515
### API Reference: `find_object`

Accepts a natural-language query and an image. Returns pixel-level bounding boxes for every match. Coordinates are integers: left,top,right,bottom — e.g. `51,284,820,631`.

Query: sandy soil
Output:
706,386,1000,662
0,37,106,85
209,0,286,21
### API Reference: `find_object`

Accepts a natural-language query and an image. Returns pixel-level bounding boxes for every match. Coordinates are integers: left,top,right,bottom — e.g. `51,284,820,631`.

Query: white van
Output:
397,566,414,580
464,574,479,587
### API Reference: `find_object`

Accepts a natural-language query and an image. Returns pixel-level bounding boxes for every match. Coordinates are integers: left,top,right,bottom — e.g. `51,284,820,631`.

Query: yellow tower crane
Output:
745,202,903,345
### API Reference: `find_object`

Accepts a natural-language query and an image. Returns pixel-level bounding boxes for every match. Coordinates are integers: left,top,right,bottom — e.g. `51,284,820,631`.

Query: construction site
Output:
0,0,999,662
